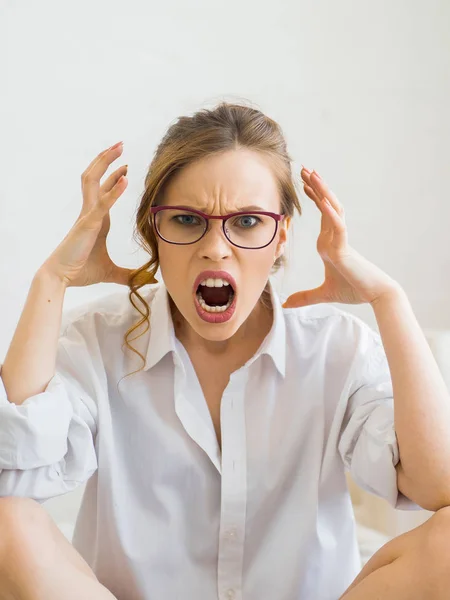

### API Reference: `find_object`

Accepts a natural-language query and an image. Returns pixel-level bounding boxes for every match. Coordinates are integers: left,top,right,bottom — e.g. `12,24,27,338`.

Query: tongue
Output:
199,285,232,306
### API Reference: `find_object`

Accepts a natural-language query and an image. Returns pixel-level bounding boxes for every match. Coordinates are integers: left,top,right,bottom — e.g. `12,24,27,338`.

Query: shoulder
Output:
59,284,160,345
281,302,382,357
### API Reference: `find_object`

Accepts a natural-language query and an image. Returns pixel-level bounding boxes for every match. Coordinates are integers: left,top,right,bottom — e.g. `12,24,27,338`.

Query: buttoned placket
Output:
217,368,248,600
172,344,249,600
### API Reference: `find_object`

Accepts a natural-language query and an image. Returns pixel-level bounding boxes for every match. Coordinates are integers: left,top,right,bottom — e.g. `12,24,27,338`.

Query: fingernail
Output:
110,141,123,150
313,170,322,179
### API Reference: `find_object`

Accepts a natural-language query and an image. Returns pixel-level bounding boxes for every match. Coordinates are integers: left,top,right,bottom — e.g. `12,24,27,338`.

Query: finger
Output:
95,174,128,215
303,182,322,204
81,142,124,208
86,174,128,227
81,141,123,185
301,167,348,247
100,164,128,196
308,171,344,218
302,170,324,202
303,183,336,230
301,167,345,221
319,197,348,247
283,285,328,308
301,167,328,196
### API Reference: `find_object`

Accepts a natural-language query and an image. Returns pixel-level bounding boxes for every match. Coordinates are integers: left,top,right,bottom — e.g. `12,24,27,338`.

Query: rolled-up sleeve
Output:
338,323,420,510
0,318,100,502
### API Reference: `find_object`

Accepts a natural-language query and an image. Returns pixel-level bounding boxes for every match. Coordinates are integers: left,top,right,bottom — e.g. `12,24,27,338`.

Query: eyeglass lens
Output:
154,209,277,248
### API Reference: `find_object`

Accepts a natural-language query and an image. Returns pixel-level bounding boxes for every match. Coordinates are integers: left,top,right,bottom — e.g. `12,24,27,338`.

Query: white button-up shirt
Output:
0,278,418,600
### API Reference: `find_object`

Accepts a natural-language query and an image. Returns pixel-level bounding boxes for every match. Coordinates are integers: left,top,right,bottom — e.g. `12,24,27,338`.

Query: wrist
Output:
370,283,406,308
34,265,69,291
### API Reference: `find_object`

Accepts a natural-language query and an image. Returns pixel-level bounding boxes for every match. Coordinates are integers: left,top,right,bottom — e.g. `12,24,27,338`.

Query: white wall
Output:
1,0,449,530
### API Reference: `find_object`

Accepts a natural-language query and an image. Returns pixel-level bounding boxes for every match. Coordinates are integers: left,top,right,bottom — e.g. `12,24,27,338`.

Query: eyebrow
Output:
178,204,266,213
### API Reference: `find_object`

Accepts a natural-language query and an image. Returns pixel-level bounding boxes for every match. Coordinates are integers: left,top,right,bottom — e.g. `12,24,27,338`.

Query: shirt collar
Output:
145,277,286,378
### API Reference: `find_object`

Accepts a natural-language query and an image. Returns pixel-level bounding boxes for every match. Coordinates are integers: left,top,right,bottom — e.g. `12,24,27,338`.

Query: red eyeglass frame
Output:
149,205,286,250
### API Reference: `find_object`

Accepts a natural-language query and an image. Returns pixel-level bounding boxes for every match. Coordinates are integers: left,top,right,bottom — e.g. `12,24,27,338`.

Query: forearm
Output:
1,268,67,406
371,287,450,510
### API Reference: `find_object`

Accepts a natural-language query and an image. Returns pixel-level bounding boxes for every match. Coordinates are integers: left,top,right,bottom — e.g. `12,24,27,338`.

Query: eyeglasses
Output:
149,205,285,250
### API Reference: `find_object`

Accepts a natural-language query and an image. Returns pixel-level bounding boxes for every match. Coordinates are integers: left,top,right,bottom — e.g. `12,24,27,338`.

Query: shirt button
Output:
226,590,235,600
226,528,237,540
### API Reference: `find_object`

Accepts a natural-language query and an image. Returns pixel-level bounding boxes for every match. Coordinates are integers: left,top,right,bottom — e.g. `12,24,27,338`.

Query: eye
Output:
173,214,202,226
233,215,261,228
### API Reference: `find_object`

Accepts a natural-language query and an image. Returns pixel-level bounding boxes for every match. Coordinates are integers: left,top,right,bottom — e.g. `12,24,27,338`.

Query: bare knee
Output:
0,496,50,541
0,496,62,571
341,508,450,599
408,506,450,584
0,498,111,599
0,495,52,532
420,506,450,557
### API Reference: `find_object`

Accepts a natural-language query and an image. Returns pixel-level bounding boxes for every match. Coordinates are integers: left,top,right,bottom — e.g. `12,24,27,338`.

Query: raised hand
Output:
282,167,400,308
41,142,133,287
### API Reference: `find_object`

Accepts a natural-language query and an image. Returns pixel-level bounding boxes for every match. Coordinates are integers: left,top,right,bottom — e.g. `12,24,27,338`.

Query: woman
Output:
1,102,450,600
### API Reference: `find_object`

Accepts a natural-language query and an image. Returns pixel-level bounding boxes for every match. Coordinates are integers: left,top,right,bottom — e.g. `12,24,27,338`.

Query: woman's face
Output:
155,148,291,344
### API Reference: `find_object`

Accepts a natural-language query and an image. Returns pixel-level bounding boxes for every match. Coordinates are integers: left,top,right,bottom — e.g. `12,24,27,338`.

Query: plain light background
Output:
1,1,449,527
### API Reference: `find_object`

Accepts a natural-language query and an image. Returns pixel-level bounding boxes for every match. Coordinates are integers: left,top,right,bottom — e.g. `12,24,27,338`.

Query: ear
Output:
274,216,291,260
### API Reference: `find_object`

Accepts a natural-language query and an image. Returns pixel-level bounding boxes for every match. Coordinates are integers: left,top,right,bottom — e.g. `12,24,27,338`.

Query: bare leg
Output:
0,496,118,600
339,506,450,599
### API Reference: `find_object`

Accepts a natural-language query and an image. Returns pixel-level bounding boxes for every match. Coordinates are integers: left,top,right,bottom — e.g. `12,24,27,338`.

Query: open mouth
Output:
196,281,236,313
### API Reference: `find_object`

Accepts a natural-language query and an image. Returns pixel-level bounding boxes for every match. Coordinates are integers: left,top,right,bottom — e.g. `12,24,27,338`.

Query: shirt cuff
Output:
348,404,421,511
0,367,74,470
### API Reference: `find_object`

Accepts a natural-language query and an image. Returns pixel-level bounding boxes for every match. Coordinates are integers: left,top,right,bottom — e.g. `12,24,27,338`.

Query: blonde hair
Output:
121,100,302,380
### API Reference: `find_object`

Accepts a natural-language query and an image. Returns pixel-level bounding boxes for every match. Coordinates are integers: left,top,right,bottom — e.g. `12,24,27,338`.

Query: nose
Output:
196,219,233,260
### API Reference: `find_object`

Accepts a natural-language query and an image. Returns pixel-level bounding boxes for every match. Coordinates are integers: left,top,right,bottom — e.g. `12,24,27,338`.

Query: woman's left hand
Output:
282,167,401,309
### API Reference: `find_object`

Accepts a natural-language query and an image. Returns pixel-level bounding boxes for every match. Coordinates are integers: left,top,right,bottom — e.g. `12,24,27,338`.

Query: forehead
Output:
162,149,280,211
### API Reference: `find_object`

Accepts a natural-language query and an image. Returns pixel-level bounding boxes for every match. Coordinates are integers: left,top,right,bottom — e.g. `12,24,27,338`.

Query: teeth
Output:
200,278,231,288
195,276,235,314
196,289,234,313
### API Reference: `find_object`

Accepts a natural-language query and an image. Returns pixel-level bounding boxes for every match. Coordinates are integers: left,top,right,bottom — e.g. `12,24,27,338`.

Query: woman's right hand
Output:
41,141,134,288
